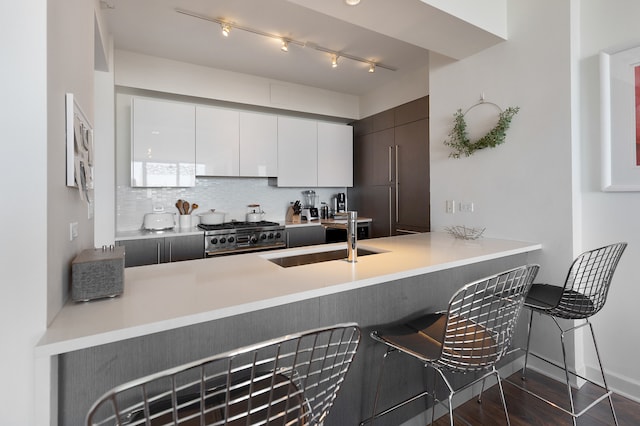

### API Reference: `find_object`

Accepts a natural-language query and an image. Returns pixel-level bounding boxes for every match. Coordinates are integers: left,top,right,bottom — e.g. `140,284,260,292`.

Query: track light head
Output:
369,63,375,73
221,23,231,37
281,40,289,52
331,54,338,68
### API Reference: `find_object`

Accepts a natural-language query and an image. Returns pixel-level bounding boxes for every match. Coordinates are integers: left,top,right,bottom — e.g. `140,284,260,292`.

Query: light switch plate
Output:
70,222,78,241
446,200,455,214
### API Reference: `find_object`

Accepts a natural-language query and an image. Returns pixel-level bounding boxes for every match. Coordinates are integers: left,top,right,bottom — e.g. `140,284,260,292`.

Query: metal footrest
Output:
505,350,614,420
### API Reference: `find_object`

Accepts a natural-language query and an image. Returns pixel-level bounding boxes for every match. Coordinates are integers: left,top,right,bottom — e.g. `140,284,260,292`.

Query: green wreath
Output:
444,106,520,158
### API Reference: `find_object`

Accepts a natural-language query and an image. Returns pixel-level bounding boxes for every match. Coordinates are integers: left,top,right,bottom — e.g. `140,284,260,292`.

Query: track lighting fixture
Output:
175,8,397,73
221,23,231,37
345,0,361,5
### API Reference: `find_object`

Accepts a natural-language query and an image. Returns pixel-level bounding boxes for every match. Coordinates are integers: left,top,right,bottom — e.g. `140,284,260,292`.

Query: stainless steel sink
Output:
268,247,379,268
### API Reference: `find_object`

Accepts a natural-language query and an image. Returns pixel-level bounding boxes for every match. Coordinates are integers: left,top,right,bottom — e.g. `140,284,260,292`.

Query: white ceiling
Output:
101,0,504,96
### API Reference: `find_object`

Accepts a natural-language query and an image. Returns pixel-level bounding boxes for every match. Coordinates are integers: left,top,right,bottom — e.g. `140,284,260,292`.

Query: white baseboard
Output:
585,365,640,403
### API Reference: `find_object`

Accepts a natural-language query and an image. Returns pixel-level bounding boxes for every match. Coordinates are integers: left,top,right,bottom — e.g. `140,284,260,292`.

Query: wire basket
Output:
445,225,486,240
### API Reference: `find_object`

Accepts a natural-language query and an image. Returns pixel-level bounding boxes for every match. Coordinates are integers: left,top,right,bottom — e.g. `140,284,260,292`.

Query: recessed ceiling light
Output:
345,0,361,5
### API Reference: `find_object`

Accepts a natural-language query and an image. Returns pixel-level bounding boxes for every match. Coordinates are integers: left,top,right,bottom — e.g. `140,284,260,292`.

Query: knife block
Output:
71,246,125,302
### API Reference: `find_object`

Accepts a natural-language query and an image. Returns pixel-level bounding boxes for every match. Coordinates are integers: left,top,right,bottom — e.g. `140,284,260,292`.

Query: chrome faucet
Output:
347,211,357,263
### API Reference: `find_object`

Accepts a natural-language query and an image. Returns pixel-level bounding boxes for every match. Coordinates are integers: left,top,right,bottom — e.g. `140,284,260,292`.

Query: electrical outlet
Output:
460,201,474,213
70,222,78,241
445,200,455,214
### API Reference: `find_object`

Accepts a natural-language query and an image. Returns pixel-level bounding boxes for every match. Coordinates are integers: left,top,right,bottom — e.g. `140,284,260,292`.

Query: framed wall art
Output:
65,93,94,204
600,44,640,191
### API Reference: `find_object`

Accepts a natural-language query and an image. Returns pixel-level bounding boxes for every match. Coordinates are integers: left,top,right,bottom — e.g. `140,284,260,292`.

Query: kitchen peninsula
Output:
37,232,540,425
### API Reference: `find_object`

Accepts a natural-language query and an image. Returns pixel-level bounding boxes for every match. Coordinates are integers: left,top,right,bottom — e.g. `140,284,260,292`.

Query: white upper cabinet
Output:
195,106,240,176
317,122,353,187
239,112,277,177
131,97,352,188
131,97,195,187
277,116,318,187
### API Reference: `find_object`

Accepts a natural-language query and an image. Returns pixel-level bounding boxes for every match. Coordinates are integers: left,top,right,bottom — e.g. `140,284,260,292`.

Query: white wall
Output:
47,0,96,323
115,50,360,120
358,64,430,118
94,38,116,247
429,0,578,378
430,0,640,401
579,0,640,400
0,1,48,425
419,0,507,38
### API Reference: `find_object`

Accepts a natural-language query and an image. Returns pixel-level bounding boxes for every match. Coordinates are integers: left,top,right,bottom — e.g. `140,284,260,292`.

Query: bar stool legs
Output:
520,311,619,426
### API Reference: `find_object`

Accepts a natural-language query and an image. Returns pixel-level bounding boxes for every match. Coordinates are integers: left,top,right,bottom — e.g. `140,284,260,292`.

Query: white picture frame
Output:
600,45,640,191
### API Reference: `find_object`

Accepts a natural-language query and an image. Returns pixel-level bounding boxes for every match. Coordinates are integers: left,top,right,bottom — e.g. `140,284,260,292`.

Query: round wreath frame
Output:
444,106,520,158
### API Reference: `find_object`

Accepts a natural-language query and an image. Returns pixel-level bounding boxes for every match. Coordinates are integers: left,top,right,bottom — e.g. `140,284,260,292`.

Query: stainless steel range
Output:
199,221,286,257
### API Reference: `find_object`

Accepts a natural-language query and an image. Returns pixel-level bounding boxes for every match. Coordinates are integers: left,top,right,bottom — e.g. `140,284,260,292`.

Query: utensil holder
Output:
179,215,191,228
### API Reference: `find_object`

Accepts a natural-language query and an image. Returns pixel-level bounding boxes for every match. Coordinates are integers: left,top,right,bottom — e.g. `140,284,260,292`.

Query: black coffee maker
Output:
336,192,346,212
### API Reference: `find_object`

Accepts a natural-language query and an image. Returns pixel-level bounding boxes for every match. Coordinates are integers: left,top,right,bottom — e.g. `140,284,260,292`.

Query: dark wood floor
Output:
432,370,640,425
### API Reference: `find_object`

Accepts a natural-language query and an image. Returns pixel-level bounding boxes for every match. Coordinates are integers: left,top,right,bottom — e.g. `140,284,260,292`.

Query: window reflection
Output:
132,161,195,187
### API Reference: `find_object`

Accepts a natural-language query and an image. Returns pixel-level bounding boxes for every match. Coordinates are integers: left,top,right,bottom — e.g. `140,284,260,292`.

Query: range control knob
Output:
268,233,274,239
210,238,218,244
228,236,235,243
260,234,267,240
220,237,226,244
250,236,258,244
275,232,281,239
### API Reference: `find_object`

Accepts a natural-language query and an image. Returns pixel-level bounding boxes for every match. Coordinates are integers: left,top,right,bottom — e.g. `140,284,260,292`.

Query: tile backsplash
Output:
116,177,344,232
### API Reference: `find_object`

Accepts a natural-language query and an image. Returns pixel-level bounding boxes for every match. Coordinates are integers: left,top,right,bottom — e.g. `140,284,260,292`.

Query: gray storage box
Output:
71,246,125,302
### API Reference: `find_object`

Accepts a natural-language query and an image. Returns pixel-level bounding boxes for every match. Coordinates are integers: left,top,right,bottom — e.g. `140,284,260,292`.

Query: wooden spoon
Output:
183,200,190,215
176,199,184,215
191,203,199,214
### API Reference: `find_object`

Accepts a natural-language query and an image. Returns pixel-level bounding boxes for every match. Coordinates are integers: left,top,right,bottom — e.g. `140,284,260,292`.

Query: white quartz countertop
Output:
37,232,540,356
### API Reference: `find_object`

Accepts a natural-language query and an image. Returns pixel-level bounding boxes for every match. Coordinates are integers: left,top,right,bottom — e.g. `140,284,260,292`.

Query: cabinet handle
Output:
156,242,161,264
388,146,393,183
388,186,393,236
168,241,172,263
396,229,420,235
395,145,399,222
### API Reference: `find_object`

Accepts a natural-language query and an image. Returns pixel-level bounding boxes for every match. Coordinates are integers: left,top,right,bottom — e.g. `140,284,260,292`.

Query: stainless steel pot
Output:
199,211,226,225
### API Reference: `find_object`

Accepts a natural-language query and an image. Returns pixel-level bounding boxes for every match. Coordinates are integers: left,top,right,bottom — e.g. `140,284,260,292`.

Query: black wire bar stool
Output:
86,323,361,426
361,264,539,426
513,242,627,426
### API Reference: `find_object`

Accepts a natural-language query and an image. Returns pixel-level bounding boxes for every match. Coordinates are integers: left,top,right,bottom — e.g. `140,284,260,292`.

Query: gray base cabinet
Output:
117,238,164,267
118,234,204,267
164,235,205,263
286,226,325,248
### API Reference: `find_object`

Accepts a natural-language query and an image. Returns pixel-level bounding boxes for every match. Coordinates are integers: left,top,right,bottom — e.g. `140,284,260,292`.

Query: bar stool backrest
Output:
86,323,360,426
553,242,627,319
437,265,539,372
